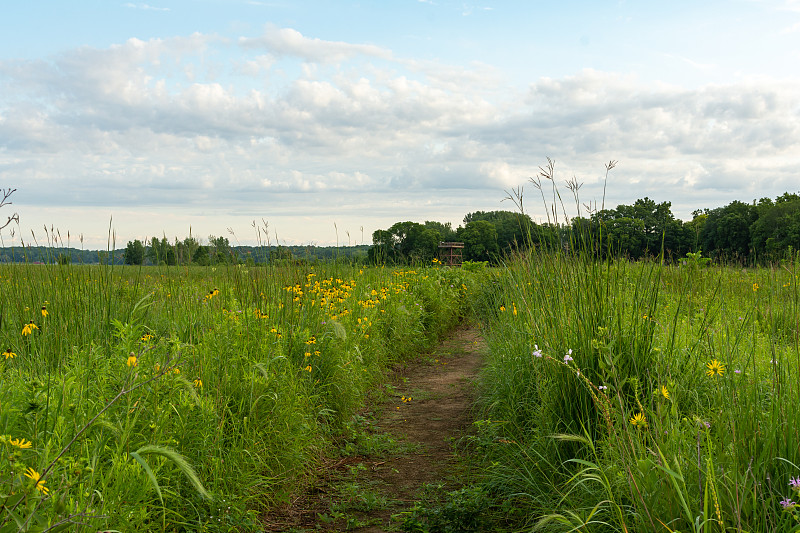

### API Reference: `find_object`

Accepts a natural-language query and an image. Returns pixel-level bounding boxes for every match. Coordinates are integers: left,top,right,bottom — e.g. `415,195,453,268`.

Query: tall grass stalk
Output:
475,162,800,531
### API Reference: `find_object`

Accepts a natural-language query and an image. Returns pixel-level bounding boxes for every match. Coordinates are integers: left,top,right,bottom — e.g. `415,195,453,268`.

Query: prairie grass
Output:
475,182,800,530
0,258,475,531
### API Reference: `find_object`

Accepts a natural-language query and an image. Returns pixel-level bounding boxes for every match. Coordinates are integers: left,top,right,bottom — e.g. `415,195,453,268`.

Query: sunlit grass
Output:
0,259,477,531
475,237,800,531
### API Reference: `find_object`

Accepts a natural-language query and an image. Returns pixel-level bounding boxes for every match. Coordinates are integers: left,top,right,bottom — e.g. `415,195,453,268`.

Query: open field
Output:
3,248,800,532
0,261,476,532
476,249,800,532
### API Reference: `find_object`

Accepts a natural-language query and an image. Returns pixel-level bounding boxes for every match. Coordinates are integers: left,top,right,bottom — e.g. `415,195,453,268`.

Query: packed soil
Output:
268,324,486,532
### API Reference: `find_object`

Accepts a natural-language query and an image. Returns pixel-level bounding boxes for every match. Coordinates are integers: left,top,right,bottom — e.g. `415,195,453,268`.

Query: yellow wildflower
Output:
24,467,49,495
304,365,312,372
706,359,725,378
193,379,203,388
41,306,48,318
753,283,759,292
3,348,16,359
630,412,648,429
126,355,138,367
21,321,38,336
660,385,669,399
10,437,33,449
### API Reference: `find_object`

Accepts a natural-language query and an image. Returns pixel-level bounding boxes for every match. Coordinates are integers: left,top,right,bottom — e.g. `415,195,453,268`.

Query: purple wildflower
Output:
780,498,796,509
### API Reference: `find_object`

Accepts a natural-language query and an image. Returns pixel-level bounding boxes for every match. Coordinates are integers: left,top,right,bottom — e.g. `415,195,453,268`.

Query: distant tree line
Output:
5,191,798,266
121,236,370,266
571,192,800,263
0,241,368,265
368,211,553,264
370,191,800,265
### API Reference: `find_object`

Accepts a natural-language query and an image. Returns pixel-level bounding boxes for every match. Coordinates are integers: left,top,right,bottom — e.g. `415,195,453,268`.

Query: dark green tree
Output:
270,245,293,263
424,221,457,242
368,222,439,264
209,236,232,264
192,245,211,266
587,198,691,259
701,201,758,259
147,236,174,265
463,210,534,253
175,236,200,265
458,220,499,262
751,194,800,259
124,239,145,265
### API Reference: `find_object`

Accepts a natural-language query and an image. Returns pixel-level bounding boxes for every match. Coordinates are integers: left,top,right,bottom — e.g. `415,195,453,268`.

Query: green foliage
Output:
424,220,457,242
457,220,499,262
574,197,693,259
369,221,440,264
463,210,534,253
124,239,145,265
751,195,800,260
469,163,800,531
0,258,473,531
398,485,491,533
475,233,800,531
701,200,758,260
460,260,488,273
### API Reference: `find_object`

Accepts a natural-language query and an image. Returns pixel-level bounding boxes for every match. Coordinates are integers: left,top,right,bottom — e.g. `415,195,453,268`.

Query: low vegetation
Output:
0,260,475,531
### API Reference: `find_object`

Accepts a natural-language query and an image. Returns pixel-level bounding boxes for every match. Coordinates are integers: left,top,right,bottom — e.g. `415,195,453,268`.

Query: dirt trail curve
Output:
271,324,486,532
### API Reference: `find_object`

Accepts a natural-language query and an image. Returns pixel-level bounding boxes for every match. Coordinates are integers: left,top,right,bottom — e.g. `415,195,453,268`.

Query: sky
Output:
1,0,800,249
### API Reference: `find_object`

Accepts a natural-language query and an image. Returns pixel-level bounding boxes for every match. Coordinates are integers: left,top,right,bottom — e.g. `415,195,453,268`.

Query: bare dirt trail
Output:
271,324,486,532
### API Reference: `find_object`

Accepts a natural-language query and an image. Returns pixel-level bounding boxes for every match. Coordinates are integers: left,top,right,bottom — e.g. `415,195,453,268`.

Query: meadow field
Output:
2,242,800,532
474,246,800,532
0,259,475,532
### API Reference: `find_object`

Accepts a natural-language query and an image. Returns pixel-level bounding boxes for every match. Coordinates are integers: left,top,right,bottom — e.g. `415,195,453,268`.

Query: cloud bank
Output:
1,27,799,246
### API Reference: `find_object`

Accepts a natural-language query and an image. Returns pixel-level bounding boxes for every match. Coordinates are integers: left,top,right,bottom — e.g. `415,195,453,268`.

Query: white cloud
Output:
3,32,800,246
123,3,170,11
238,26,393,63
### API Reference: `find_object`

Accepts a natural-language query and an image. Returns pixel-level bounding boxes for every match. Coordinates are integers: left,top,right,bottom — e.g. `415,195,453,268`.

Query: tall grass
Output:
0,255,476,531
475,165,800,531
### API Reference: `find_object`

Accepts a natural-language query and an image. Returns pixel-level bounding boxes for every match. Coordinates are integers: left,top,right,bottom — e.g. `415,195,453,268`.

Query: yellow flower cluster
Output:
21,321,38,336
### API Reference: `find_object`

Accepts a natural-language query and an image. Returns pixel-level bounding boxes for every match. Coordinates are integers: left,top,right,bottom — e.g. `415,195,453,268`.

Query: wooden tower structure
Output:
437,242,464,267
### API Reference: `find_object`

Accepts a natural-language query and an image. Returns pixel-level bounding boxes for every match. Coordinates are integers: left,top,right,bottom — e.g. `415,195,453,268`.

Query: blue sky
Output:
1,1,800,248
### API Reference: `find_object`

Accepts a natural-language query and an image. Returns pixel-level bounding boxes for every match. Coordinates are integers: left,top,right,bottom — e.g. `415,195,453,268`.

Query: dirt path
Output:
271,324,486,532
